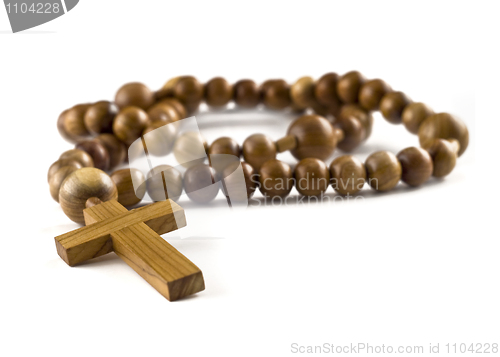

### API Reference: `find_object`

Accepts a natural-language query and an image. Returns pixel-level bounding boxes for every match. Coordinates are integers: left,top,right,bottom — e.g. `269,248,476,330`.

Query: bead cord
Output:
49,73,469,223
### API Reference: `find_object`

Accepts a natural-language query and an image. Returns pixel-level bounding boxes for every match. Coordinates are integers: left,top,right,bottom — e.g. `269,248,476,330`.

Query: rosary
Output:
49,72,470,301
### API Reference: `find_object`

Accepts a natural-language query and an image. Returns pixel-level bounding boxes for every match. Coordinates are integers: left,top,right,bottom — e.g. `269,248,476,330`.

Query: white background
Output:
0,1,497,356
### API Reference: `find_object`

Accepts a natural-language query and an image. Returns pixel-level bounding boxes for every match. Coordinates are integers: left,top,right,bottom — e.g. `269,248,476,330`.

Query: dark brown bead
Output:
259,159,293,199
233,79,260,108
329,155,366,195
242,134,277,172
426,139,458,178
380,91,411,125
75,140,111,171
57,109,78,143
204,77,233,108
418,113,469,157
402,102,434,134
287,114,338,161
183,164,219,203
314,73,342,116
221,161,257,200
172,76,203,114
59,149,94,168
84,101,117,135
260,79,291,110
61,104,91,141
110,169,146,207
290,76,316,109
95,134,127,169
359,79,391,111
115,82,154,110
396,147,433,186
208,137,241,173
365,151,402,191
338,104,373,140
47,159,83,183
113,106,149,145
147,101,180,123
294,158,330,196
146,165,183,202
337,71,365,103
334,116,366,152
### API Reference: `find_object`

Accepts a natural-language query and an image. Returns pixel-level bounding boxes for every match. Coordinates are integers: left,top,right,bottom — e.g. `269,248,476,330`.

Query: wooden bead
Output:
113,106,149,145
83,100,117,135
115,82,154,110
314,73,342,116
337,71,365,103
168,76,203,115
111,169,146,207
208,137,240,157
294,158,330,196
49,166,79,202
142,121,177,157
173,132,208,168
62,104,91,141
59,149,94,168
146,165,183,202
183,164,219,203
75,140,110,171
290,76,316,109
338,104,373,139
233,79,260,108
402,102,434,134
48,158,83,183
159,98,187,119
397,147,433,186
329,155,366,195
259,159,293,199
380,91,411,124
204,77,233,107
359,79,391,111
334,116,366,152
426,139,458,178
95,134,127,169
418,113,469,156
260,79,291,110
242,134,277,172
147,101,181,123
287,114,338,161
221,161,257,199
57,109,75,143
365,151,402,191
59,168,118,224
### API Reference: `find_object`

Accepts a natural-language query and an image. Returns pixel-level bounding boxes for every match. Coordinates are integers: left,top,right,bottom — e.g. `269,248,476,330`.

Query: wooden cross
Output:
54,198,205,301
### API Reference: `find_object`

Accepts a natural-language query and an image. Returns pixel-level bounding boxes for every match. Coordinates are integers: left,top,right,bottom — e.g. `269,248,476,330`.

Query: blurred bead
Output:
165,76,203,115
48,158,83,183
147,101,181,123
183,164,219,203
259,159,293,199
418,113,469,156
402,102,434,134
113,106,149,145
160,98,187,119
234,79,260,108
337,71,365,103
334,115,366,152
173,132,208,168
75,140,110,171
338,104,373,140
204,77,233,108
59,149,94,168
290,76,316,109
147,165,183,202
287,114,337,161
426,139,458,178
365,151,402,191
209,137,240,156
62,104,91,141
59,168,118,224
84,101,117,135
111,168,146,207
49,166,79,202
314,72,342,115
294,158,330,196
329,155,366,195
221,161,257,199
260,79,291,110
242,134,277,172
142,121,177,157
359,79,391,111
95,134,127,169
397,147,433,186
115,82,154,110
380,91,411,124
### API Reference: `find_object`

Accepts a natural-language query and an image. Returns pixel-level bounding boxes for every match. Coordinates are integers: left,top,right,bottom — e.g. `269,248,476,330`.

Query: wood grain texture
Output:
55,199,202,301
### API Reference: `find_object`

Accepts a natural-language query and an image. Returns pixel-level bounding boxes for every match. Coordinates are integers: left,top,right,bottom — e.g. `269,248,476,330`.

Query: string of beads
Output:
49,72,469,224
